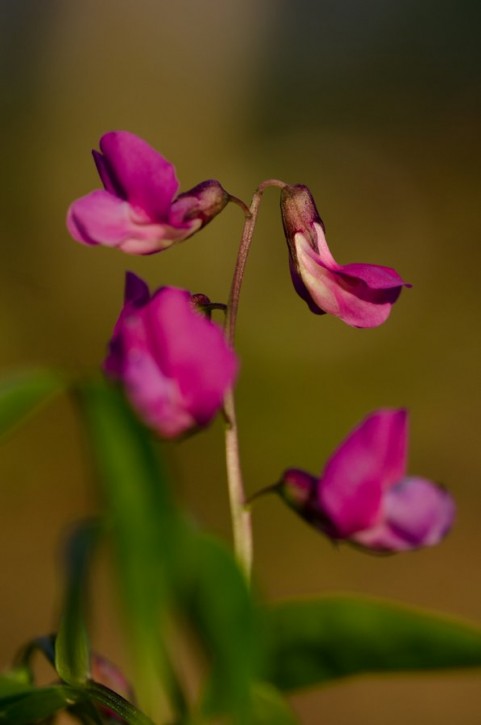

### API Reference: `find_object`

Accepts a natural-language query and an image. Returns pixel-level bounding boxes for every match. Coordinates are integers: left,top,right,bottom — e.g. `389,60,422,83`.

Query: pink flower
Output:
281,185,411,328
67,131,229,254
105,273,238,438
277,409,455,552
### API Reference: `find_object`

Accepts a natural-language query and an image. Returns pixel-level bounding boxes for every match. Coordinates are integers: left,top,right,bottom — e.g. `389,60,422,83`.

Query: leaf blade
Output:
262,595,481,691
75,379,180,718
0,368,65,439
0,685,79,724
55,519,100,685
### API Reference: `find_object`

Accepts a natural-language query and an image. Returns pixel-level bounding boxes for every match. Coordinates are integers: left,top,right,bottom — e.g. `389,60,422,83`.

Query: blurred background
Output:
1,1,481,722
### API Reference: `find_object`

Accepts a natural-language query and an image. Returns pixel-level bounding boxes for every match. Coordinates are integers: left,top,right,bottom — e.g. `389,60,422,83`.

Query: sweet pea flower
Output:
276,409,455,552
281,185,411,328
67,131,229,254
105,273,238,438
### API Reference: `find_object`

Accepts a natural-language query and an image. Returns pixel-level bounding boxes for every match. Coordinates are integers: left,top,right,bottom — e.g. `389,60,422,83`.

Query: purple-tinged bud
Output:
281,184,324,253
279,468,316,511
279,468,334,535
90,654,135,721
190,292,212,312
170,179,230,230
280,184,410,328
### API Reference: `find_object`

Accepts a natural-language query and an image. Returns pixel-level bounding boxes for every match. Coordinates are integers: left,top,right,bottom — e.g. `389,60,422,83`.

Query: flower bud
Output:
90,654,134,721
170,179,230,230
280,184,323,253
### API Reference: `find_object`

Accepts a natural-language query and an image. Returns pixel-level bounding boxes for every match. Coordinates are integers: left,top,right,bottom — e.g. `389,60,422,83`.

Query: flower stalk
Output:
224,180,286,579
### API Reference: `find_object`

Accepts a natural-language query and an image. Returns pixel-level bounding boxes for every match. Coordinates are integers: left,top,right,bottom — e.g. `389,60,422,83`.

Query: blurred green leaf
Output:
77,379,263,721
0,368,65,439
76,380,181,718
86,682,155,725
262,595,481,691
180,530,259,721
55,519,100,685
0,669,32,700
250,683,298,724
0,685,79,723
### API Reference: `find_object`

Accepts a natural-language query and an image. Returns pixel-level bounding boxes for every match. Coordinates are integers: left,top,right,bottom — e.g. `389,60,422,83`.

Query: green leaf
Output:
55,519,100,685
76,379,262,721
0,669,32,700
180,530,259,720
0,368,65,439
262,595,481,692
0,685,79,723
250,683,298,724
76,380,181,717
86,682,156,725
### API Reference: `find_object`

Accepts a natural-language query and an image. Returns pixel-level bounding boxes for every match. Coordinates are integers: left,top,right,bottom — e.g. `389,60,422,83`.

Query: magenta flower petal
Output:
92,149,122,196
123,270,150,307
99,131,179,219
105,274,238,438
319,410,408,536
145,288,238,425
281,185,410,328
277,408,455,553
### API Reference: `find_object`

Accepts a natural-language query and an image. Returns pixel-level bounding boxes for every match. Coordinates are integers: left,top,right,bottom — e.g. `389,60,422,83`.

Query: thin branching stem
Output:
224,180,286,580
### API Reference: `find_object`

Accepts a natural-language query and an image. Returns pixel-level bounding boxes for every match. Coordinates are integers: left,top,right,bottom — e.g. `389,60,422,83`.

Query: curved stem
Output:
224,179,286,580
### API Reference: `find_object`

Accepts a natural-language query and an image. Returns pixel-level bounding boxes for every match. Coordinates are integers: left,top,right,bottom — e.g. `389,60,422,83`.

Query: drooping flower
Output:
276,409,455,552
67,131,229,254
281,185,411,328
105,272,238,438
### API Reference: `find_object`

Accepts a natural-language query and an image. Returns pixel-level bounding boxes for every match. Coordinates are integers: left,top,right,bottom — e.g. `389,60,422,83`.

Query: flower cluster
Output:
67,130,455,555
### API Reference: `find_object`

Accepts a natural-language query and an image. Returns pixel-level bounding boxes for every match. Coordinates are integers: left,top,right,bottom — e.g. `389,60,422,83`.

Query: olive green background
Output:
1,1,481,722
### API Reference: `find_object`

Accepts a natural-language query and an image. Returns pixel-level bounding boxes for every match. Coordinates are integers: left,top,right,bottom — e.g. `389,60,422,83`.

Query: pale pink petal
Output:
352,477,456,551
117,219,200,254
294,232,406,328
67,190,133,247
67,190,185,254
122,344,194,439
318,410,408,537
99,131,179,221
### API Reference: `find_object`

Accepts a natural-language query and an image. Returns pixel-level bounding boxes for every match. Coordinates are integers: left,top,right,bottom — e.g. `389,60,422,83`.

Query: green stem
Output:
224,180,286,580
